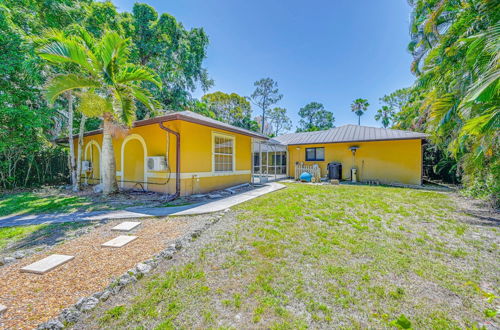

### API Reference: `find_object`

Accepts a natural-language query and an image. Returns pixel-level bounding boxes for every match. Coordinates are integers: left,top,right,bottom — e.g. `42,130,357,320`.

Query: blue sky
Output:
114,0,415,129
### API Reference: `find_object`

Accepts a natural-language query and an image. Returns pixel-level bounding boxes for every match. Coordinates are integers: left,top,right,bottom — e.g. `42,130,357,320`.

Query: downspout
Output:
159,121,180,201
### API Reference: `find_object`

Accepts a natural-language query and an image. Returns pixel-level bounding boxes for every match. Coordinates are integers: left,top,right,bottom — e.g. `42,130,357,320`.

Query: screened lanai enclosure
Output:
252,139,288,183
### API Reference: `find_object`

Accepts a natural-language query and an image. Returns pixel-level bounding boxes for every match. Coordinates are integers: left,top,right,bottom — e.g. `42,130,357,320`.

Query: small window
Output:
305,147,325,161
213,134,234,172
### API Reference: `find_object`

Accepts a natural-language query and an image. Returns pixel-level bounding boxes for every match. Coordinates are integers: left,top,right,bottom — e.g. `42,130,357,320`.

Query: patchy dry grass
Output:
0,192,97,217
0,225,45,249
84,183,499,329
0,222,94,253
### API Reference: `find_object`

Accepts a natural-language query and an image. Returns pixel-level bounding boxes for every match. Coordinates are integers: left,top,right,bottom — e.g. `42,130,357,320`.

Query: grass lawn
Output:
88,184,498,328
0,224,45,250
0,191,122,217
0,222,94,252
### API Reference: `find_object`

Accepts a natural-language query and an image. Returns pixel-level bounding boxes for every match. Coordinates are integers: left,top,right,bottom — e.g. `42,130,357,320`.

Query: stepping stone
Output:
20,254,74,274
111,221,141,232
0,304,6,315
102,235,137,248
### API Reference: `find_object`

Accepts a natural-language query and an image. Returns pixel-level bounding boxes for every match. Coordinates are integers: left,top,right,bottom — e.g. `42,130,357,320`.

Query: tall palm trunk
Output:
75,114,87,191
102,112,118,194
67,92,78,191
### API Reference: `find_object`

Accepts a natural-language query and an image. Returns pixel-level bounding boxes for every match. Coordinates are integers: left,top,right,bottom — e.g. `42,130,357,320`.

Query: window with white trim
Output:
213,134,234,172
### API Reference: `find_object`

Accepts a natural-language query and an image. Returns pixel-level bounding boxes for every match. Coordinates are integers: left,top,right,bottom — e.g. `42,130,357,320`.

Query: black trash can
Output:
327,162,342,180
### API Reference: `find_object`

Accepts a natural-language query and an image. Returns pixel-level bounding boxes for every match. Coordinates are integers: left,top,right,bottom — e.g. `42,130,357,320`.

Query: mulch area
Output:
0,217,196,329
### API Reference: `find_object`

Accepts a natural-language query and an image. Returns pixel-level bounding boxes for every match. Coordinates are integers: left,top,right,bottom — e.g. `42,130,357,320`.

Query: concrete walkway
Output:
0,183,286,228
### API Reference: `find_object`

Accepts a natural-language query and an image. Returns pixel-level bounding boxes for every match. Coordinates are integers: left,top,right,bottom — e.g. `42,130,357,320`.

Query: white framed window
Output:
212,133,235,172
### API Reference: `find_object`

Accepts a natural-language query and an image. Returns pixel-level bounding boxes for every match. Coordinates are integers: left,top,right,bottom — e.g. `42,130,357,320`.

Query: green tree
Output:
268,107,292,136
0,0,93,189
254,116,273,136
84,1,123,37
351,98,369,125
380,88,411,113
127,3,213,115
233,116,261,133
297,102,335,132
0,3,57,188
202,92,251,125
400,0,499,203
250,78,283,134
38,29,161,194
186,99,216,118
375,106,394,128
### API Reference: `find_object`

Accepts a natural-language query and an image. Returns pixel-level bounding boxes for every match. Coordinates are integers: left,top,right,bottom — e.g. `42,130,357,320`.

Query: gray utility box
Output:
327,162,342,180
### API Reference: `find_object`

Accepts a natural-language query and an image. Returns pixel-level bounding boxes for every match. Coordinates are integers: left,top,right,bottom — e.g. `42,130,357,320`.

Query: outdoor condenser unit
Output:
82,161,92,172
146,156,167,171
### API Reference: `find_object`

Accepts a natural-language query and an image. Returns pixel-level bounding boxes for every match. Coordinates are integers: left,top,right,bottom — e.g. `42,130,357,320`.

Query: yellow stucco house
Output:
78,111,267,196
76,111,426,197
273,125,427,185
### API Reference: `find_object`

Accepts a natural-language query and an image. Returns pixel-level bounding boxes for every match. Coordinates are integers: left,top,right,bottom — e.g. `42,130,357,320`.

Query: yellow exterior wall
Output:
75,119,253,196
288,139,423,185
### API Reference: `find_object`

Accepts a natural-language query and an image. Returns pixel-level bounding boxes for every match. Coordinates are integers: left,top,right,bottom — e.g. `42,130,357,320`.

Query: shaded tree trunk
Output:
101,112,118,194
67,92,78,190
75,114,87,191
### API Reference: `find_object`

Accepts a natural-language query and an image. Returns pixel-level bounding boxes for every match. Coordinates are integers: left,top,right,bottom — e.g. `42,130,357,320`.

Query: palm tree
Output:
38,29,161,194
351,98,369,125
375,105,394,128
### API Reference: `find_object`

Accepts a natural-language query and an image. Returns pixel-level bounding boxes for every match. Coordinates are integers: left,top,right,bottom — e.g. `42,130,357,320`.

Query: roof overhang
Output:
59,112,268,143
283,136,428,146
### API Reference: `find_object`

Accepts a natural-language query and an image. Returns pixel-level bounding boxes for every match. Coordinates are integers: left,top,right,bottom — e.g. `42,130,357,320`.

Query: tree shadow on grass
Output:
0,192,89,218
455,197,500,229
2,221,99,253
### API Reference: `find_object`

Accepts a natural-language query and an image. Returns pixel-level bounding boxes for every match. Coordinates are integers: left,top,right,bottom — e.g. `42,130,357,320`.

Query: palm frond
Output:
424,91,456,126
465,62,500,101
113,87,136,126
37,40,94,72
115,64,162,87
464,21,500,101
72,26,97,52
97,31,129,71
46,74,100,103
131,86,161,115
461,109,499,137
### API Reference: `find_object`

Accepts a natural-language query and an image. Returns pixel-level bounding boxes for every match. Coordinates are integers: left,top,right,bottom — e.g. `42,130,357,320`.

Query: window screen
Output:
214,135,234,172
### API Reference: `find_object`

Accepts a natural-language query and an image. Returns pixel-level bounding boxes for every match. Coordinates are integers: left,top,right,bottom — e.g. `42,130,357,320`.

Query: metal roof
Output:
76,110,268,140
253,139,288,152
170,111,268,139
273,125,427,145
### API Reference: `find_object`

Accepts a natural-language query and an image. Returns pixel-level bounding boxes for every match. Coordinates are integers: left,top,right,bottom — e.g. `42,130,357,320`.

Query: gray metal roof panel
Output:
274,125,427,145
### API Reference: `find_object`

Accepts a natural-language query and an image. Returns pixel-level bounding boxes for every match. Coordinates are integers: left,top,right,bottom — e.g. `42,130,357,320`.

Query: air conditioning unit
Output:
146,156,167,171
82,161,92,172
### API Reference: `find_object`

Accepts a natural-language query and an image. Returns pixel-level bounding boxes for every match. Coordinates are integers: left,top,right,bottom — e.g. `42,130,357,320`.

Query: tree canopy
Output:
268,107,292,136
384,0,500,203
202,92,251,125
375,106,394,128
392,0,499,202
297,102,335,132
250,78,283,134
350,98,369,125
0,0,212,189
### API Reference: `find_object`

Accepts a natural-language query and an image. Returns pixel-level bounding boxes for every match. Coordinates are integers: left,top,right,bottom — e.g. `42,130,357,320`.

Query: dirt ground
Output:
0,215,209,329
